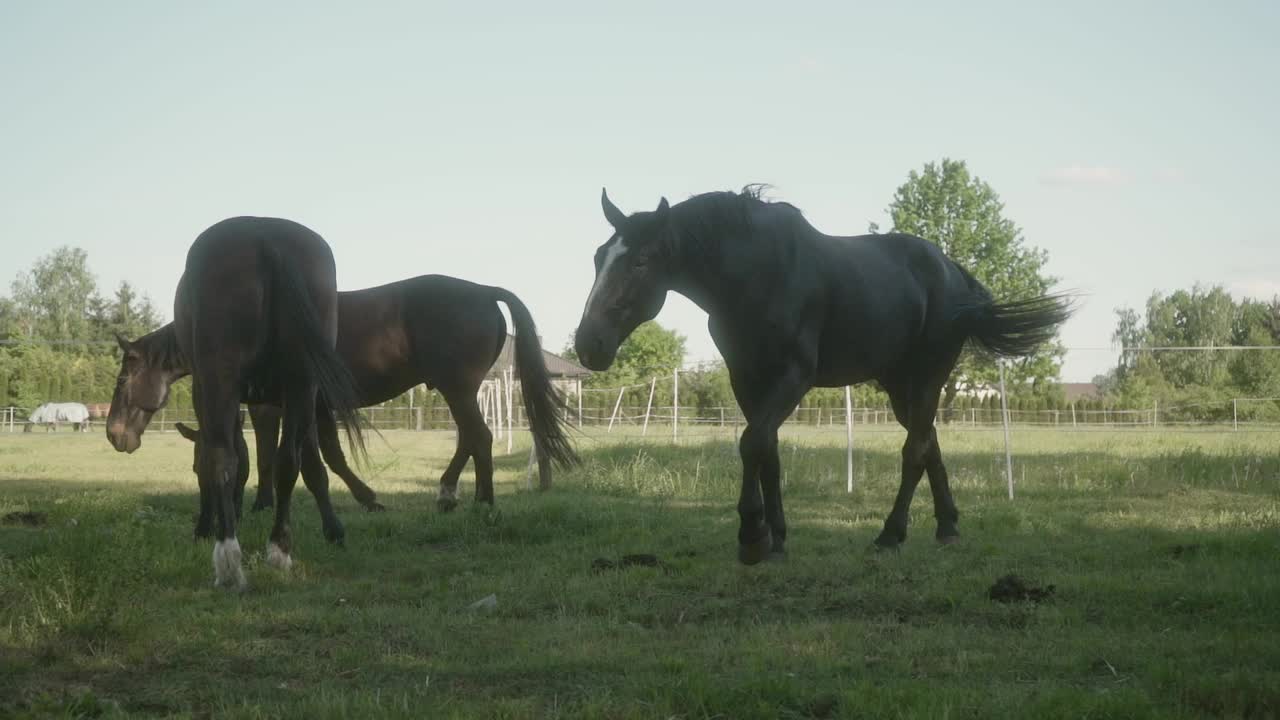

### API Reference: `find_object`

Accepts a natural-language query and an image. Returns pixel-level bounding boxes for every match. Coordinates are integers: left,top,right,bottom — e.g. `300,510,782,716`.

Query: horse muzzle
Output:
106,422,141,453
574,322,619,371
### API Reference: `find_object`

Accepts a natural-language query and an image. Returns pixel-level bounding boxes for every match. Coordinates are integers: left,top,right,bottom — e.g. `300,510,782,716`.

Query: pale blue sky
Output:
2,1,1277,381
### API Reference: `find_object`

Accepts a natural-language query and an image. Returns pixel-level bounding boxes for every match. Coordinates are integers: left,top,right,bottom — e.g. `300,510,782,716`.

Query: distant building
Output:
1061,383,1100,402
486,334,591,406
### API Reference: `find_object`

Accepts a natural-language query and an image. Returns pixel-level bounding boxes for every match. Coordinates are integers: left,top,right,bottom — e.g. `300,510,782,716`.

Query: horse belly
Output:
812,326,909,388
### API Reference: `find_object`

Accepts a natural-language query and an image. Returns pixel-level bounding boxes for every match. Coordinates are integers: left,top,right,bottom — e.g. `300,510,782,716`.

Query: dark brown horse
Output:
107,217,366,590
181,274,579,523
575,187,1074,564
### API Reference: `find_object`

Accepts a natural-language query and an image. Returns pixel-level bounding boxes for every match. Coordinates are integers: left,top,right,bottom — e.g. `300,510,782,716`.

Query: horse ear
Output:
601,187,628,229
655,196,670,216
175,422,198,442
115,332,132,354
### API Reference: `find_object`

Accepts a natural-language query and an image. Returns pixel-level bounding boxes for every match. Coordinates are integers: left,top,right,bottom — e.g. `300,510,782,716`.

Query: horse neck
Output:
141,323,190,377
665,214,761,318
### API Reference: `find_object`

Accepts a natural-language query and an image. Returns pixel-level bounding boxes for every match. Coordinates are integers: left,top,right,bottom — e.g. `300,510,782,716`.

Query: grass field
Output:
2,425,1279,719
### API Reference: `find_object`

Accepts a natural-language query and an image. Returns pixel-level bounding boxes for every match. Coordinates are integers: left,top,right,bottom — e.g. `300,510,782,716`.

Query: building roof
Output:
488,335,592,379
1062,382,1100,401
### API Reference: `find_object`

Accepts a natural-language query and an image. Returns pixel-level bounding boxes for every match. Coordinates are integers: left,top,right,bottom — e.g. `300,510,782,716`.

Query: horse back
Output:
809,233,974,386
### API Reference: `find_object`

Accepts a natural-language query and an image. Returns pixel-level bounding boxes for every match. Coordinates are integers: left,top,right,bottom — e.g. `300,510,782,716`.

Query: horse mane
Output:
135,323,187,372
668,185,811,260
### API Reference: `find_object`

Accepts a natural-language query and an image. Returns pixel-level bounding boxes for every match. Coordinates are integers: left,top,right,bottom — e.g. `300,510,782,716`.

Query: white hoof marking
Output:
266,542,293,571
212,538,247,590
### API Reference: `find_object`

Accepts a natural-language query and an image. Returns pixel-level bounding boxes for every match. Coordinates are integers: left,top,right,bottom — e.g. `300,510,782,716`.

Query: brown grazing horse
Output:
179,274,579,525
107,217,366,590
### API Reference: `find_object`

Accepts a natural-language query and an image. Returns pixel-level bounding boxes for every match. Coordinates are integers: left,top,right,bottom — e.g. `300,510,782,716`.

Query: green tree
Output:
0,297,19,341
1229,297,1280,397
563,321,686,390
91,280,163,342
1140,285,1236,388
872,159,1064,415
9,246,102,342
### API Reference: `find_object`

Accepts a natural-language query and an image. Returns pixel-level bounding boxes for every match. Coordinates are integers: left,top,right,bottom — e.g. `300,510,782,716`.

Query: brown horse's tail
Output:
262,246,368,466
490,287,579,470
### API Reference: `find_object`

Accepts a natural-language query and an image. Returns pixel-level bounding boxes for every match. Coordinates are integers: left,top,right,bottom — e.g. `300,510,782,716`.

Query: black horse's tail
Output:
961,291,1077,358
264,246,367,465
491,287,579,469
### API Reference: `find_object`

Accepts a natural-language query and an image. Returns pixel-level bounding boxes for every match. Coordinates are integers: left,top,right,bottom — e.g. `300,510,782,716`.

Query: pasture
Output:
2,425,1278,719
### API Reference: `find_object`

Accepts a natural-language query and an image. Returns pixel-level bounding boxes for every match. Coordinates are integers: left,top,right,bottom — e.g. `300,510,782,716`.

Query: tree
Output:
1229,296,1280,398
9,246,102,342
872,159,1064,413
1140,285,1236,388
0,297,19,341
564,321,686,388
91,281,163,341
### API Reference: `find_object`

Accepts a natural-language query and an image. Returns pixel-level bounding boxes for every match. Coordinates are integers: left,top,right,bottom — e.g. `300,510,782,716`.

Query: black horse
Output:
178,275,578,521
107,217,366,590
574,187,1074,565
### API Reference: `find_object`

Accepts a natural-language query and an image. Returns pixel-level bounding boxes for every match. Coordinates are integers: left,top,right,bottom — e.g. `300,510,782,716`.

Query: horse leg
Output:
470,416,496,506
265,388,314,571
441,387,494,507
733,365,811,565
435,432,470,512
233,415,250,521
250,405,280,512
315,404,383,511
200,386,246,590
300,431,345,545
874,377,941,550
924,428,960,543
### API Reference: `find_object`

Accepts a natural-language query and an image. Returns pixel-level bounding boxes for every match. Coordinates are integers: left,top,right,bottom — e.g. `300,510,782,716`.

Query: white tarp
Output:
28,402,91,424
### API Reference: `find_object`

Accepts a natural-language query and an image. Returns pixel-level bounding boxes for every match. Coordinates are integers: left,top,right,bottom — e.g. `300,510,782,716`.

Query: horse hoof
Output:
365,501,386,513
436,496,458,513
324,526,346,546
872,535,902,552
737,528,773,566
266,542,293,570
936,533,960,546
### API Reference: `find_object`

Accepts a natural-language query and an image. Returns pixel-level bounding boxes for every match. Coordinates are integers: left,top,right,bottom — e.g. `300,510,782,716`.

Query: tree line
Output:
0,247,169,410
1097,286,1280,421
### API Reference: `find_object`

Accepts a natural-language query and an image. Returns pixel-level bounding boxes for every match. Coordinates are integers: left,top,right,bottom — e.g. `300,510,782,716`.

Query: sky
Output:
2,1,1277,382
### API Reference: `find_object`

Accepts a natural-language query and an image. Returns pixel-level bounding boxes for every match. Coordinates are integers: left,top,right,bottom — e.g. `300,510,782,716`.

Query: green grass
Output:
2,425,1279,719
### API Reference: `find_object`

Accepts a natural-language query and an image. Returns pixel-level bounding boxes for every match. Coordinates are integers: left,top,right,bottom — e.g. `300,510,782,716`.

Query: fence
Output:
5,397,1280,435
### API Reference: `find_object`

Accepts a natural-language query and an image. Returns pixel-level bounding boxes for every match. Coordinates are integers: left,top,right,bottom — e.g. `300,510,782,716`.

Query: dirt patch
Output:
2,511,47,527
591,553,666,573
988,574,1055,604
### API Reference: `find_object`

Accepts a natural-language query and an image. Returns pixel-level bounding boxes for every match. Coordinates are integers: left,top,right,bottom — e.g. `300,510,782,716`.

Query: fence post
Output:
845,386,854,493
506,367,514,454
998,360,1014,501
1153,401,1158,428
607,386,626,432
641,377,657,436
1233,398,1238,431
672,369,679,442
1071,403,1076,427
576,379,583,429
